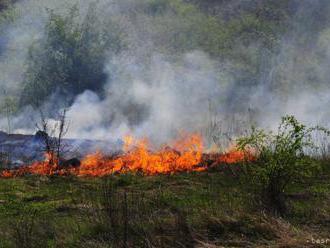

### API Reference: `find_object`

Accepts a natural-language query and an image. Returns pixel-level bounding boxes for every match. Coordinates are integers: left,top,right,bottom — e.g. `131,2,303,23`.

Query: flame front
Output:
79,133,204,176
1,133,252,178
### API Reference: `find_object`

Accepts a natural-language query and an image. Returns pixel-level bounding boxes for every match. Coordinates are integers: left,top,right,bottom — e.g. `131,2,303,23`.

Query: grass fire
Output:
1,0,330,247
1,133,249,177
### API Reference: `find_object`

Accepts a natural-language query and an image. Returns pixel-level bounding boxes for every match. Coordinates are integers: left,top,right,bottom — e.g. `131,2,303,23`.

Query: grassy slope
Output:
0,164,329,247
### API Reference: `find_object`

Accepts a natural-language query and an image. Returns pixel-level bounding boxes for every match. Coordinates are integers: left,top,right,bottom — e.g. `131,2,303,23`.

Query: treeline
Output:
0,0,327,111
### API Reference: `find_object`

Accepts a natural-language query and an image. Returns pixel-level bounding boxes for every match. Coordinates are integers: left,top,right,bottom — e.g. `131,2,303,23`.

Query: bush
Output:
237,115,329,215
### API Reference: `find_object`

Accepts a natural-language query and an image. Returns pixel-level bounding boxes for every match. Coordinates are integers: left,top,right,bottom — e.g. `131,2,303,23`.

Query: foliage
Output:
20,4,124,108
237,115,330,215
147,0,284,56
12,0,294,110
119,0,290,101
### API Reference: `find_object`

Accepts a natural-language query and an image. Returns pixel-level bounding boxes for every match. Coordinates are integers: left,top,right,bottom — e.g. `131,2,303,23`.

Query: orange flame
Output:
217,148,254,164
1,133,252,178
78,133,204,176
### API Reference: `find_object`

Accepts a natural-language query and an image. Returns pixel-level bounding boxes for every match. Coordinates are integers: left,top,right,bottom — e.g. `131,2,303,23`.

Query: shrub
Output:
237,115,329,215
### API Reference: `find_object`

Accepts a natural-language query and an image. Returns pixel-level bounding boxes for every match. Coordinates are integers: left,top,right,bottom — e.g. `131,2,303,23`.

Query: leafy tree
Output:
237,115,329,215
20,4,124,108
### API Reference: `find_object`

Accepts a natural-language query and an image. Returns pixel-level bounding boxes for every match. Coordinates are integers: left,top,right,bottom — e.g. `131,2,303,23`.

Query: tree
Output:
20,3,124,109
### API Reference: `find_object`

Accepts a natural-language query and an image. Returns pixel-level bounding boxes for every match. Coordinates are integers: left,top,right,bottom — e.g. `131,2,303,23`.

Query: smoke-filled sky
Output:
1,0,330,145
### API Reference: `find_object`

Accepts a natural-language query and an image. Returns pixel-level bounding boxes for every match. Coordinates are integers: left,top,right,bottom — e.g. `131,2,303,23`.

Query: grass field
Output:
0,162,329,248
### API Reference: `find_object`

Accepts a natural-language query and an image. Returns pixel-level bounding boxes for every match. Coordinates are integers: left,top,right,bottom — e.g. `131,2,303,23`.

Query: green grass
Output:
0,164,329,247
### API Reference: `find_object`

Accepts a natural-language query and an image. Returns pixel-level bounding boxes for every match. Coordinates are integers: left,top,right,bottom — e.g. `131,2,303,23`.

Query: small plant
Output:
237,115,329,215
36,109,69,167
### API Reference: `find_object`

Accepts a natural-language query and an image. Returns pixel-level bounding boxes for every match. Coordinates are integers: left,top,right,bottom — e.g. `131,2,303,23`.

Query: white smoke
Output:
67,51,224,144
1,0,330,146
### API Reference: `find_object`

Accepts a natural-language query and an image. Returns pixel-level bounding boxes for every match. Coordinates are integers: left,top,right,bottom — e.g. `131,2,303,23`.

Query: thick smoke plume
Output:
67,51,223,144
1,0,330,147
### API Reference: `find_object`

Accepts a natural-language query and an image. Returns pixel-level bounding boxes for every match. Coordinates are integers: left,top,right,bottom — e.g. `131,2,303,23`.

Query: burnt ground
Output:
0,131,122,167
